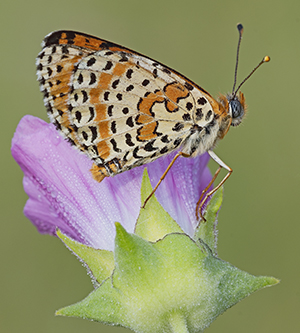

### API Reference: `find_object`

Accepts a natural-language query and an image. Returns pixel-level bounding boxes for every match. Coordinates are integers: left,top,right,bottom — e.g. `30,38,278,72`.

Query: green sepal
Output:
56,278,126,326
56,171,279,332
56,222,279,333
135,169,183,242
56,229,114,285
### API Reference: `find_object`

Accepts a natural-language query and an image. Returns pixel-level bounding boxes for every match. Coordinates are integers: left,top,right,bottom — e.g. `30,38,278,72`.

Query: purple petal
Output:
12,116,141,249
147,152,211,236
12,115,212,249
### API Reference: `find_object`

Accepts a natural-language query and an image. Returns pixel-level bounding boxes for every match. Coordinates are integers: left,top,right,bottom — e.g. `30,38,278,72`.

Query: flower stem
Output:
168,311,189,333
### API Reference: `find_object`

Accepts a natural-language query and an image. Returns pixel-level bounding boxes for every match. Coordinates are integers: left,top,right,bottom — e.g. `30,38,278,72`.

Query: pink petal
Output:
12,115,212,249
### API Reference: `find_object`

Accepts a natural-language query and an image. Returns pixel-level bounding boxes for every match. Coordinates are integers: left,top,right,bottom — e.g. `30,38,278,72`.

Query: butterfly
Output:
36,24,269,220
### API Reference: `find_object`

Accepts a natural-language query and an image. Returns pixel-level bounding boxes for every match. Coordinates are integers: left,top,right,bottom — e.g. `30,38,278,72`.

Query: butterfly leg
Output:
196,150,232,221
142,151,190,208
196,165,222,220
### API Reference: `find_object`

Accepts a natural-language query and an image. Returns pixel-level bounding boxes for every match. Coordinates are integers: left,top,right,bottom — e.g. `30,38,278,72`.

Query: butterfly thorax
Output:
181,91,246,158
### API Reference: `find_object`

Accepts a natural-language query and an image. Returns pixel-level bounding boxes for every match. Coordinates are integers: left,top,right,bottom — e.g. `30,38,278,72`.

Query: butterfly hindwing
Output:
37,30,217,180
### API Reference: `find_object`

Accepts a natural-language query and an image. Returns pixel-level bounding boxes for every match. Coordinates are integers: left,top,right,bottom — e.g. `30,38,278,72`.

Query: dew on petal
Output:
12,115,213,249
51,190,57,198
52,133,62,146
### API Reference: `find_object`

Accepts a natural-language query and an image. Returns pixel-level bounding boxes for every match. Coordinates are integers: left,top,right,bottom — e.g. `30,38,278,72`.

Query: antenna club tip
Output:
263,55,271,62
237,23,244,33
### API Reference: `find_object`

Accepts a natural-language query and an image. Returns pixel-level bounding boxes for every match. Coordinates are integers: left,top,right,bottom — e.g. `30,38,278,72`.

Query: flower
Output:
11,115,212,250
11,115,278,332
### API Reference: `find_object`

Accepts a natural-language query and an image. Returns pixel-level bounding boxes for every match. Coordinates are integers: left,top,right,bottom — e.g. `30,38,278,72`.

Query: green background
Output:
1,0,299,332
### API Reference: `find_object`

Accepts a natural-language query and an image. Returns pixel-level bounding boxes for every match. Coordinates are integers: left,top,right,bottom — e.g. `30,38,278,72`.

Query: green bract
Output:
56,169,278,333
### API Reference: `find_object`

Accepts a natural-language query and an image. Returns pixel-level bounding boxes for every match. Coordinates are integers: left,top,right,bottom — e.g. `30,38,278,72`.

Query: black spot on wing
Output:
77,73,83,84
144,140,158,152
103,61,113,71
110,138,121,152
122,107,129,114
182,113,191,121
107,105,114,116
75,110,82,123
133,146,143,159
142,79,150,86
126,84,134,92
112,79,120,89
161,135,170,143
197,97,207,105
88,107,95,122
196,108,203,121
125,133,135,147
205,110,213,121
126,116,134,127
87,57,96,67
126,68,133,79
186,102,193,111
184,82,194,91
89,126,98,142
111,121,117,134
82,90,88,103
172,123,184,132
160,146,169,154
89,73,96,85
173,138,183,148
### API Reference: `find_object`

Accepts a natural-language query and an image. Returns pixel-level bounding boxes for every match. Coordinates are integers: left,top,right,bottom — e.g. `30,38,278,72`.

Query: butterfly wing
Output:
37,31,218,181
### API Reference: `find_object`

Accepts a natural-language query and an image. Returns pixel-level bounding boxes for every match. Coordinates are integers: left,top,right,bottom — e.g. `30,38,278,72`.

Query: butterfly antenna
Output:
234,55,270,95
232,23,244,95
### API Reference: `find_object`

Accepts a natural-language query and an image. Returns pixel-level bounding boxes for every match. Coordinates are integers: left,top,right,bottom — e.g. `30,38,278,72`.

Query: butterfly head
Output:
217,91,246,128
227,91,246,126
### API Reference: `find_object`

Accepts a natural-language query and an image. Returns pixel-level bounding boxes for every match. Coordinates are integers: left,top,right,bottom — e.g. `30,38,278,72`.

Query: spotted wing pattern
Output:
36,31,221,181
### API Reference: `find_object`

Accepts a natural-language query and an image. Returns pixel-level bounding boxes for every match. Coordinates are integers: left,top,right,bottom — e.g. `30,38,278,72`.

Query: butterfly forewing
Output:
37,31,217,180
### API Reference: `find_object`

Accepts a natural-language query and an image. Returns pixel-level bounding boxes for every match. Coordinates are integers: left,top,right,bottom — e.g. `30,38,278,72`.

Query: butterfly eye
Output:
228,97,244,127
229,99,244,119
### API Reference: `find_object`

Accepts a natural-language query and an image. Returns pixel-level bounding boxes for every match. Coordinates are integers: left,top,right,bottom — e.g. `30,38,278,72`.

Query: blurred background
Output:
1,0,299,332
